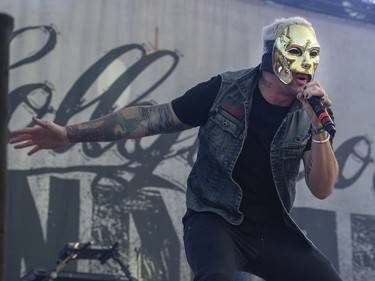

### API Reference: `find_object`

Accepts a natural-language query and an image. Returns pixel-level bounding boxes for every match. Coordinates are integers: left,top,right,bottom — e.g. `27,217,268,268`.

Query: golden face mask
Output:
272,24,320,84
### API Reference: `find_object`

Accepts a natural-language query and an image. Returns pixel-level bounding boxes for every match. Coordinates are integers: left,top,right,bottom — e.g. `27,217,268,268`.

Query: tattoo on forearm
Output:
66,112,136,142
66,104,188,143
304,155,313,180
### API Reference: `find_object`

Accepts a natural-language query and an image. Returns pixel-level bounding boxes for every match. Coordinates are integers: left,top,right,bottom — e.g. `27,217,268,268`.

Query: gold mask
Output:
272,24,320,84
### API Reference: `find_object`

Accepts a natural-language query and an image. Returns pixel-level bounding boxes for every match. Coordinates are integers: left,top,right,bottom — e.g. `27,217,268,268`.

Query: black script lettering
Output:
8,82,54,122
8,82,54,142
10,25,58,69
53,44,179,158
7,23,192,280
335,136,373,189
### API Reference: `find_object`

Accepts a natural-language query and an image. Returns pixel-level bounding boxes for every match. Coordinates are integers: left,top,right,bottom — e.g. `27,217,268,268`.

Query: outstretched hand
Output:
9,117,69,156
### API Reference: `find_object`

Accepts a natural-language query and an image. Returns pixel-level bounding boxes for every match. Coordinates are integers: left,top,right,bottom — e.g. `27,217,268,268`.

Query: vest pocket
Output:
203,110,243,155
280,144,305,181
282,144,305,159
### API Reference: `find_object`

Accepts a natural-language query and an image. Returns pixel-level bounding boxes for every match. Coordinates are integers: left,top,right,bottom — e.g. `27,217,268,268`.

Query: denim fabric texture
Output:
186,65,312,241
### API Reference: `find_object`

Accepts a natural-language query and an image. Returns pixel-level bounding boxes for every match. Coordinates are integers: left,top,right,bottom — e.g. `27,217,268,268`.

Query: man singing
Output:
10,16,342,281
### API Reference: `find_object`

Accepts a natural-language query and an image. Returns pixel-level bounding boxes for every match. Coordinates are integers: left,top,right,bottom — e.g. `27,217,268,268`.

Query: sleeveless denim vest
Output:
186,65,312,237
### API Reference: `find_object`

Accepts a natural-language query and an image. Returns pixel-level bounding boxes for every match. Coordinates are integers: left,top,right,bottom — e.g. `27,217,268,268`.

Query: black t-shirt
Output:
172,75,293,224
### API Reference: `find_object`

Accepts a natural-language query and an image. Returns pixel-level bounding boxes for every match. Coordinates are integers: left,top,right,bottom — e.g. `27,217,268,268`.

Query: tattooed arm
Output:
297,81,339,199
9,102,191,155
302,131,339,199
66,102,190,142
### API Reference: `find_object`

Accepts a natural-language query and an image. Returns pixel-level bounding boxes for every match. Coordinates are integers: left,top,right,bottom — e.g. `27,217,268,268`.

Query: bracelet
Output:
312,134,330,144
310,127,326,135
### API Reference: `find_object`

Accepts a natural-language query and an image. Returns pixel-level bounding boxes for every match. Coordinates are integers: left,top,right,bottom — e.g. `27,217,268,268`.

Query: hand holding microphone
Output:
298,82,336,137
307,96,336,137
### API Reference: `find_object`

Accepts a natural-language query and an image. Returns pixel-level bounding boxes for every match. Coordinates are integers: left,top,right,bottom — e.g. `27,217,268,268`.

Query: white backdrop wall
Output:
1,0,375,280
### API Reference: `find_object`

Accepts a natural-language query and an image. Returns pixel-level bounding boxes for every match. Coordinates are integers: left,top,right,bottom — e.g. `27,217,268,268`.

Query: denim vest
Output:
186,66,312,234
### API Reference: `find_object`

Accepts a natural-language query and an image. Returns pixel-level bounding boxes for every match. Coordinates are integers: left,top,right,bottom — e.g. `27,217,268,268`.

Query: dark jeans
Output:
183,210,342,281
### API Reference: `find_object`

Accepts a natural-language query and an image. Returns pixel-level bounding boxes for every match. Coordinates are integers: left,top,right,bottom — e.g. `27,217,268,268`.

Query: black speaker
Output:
20,268,130,281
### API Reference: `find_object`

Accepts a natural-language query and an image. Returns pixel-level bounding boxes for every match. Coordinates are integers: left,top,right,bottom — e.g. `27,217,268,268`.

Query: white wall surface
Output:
2,0,375,280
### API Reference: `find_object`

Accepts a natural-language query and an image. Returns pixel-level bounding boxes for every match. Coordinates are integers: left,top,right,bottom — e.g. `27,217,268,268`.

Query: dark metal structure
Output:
0,12,14,281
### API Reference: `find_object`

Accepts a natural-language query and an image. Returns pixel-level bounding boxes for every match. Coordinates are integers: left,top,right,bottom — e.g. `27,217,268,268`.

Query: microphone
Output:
307,96,336,137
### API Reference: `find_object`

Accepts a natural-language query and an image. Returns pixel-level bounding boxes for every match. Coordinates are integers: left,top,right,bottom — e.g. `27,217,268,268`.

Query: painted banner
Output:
1,0,375,280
